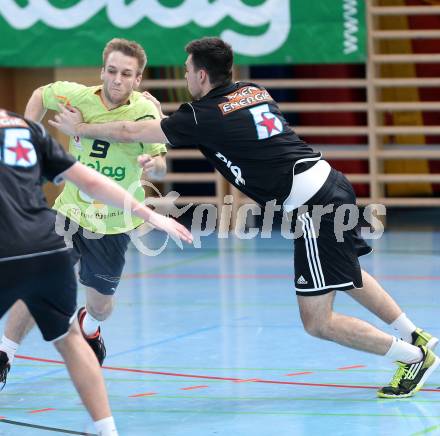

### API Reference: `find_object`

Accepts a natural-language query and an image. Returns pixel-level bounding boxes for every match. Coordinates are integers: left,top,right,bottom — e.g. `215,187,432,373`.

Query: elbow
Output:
24,88,43,118
30,88,42,100
63,162,103,199
79,174,101,198
121,123,140,142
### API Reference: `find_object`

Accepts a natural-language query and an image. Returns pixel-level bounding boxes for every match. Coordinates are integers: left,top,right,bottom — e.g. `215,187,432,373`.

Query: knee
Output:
87,297,114,321
54,323,81,352
301,315,328,339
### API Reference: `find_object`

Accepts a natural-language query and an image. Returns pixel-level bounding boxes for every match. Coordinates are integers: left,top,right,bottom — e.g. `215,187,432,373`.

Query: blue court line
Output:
101,315,249,360
5,251,227,387
108,322,225,359
122,251,220,278
11,317,249,387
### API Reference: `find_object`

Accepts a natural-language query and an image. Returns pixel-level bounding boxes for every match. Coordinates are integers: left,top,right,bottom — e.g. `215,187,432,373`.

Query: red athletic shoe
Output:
77,306,106,366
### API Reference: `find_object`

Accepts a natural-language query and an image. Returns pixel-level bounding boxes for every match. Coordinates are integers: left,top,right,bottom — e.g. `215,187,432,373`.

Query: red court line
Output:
180,385,209,391
129,392,157,398
122,273,440,281
233,379,261,383
28,408,55,414
15,354,440,393
338,365,366,370
285,372,314,377
17,355,64,364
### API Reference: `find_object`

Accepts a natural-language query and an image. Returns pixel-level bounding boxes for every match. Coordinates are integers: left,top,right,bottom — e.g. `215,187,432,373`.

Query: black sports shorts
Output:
66,218,130,295
0,250,76,341
293,169,372,296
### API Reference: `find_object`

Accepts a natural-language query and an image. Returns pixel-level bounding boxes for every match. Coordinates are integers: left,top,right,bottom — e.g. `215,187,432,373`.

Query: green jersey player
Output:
0,38,166,369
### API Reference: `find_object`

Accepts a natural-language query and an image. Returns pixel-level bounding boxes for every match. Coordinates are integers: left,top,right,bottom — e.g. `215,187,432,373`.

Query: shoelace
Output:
390,363,407,388
415,331,428,344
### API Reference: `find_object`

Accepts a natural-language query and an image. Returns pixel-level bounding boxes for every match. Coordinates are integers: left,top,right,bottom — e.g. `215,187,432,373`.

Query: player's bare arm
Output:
24,87,47,122
62,162,192,245
49,104,168,144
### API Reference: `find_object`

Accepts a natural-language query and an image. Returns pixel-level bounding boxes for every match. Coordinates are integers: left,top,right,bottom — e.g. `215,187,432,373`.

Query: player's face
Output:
101,51,142,107
185,55,203,100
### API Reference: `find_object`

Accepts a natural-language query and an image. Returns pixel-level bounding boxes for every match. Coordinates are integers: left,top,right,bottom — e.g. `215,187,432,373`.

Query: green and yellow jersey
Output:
42,81,167,234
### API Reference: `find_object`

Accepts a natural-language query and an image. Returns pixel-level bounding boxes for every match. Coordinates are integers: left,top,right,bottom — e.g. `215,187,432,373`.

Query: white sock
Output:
81,312,101,337
385,336,423,363
390,313,417,343
94,416,118,436
0,335,19,364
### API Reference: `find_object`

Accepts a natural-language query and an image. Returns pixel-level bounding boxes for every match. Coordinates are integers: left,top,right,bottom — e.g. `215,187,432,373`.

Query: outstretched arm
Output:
49,105,168,144
62,162,192,244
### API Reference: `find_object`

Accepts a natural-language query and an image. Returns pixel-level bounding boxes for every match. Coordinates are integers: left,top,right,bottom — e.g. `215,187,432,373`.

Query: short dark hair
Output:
185,37,233,87
103,38,147,75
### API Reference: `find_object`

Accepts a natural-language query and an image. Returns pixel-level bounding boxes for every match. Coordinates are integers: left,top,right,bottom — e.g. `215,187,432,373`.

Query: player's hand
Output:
49,104,84,136
141,91,160,107
141,91,166,119
147,211,193,245
138,154,155,172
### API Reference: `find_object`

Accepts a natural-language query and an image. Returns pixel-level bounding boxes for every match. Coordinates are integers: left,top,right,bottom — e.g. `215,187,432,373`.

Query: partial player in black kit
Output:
0,109,192,435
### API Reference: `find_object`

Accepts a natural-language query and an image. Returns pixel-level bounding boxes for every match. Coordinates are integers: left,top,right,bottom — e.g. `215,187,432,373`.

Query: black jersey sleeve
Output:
31,122,76,183
160,103,200,147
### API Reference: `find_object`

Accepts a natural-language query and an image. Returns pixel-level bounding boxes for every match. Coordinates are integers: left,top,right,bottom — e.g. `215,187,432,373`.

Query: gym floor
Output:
0,226,439,435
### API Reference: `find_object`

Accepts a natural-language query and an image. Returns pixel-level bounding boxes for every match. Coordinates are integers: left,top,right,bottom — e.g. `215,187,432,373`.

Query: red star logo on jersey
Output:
258,113,280,135
7,141,32,163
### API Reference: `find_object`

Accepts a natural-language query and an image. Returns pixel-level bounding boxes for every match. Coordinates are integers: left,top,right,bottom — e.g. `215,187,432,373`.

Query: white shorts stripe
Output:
305,212,326,287
296,281,355,293
299,214,321,288
304,216,323,288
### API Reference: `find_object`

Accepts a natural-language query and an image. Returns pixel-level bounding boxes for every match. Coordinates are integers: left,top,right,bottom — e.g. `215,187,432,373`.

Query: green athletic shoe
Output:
378,345,440,399
412,328,439,351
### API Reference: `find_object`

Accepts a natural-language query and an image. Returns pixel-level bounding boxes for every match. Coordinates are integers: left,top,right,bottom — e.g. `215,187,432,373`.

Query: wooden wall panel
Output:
0,67,100,205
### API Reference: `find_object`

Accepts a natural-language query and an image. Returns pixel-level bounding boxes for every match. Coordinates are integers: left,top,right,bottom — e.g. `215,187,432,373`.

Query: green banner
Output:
0,0,365,67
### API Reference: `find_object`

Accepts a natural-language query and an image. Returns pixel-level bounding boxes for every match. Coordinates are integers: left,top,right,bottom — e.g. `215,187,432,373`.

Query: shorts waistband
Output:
283,160,332,212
